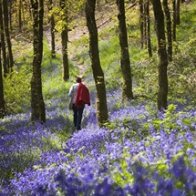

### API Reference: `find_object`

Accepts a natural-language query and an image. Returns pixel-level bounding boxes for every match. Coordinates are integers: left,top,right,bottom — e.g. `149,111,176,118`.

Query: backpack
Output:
76,83,90,106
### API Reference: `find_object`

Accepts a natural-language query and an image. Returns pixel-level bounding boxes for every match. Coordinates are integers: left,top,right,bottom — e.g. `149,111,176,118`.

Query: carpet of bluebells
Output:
0,91,196,195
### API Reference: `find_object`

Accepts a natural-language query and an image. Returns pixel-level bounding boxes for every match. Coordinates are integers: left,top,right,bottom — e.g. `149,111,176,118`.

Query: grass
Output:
4,1,195,115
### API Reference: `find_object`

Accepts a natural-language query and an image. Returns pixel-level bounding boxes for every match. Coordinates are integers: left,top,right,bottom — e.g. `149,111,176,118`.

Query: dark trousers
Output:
72,104,84,130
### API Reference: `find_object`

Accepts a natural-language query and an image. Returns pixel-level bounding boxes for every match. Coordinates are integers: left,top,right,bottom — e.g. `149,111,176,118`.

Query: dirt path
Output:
44,2,119,77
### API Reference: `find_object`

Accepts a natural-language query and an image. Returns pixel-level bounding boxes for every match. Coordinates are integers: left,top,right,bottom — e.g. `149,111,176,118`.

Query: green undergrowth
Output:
68,2,195,108
4,64,32,114
4,37,77,114
4,2,196,114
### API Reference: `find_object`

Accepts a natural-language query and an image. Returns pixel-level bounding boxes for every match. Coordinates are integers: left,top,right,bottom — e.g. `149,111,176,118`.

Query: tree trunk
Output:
143,0,147,47
18,0,22,32
116,0,133,100
8,0,12,31
172,0,176,41
146,0,152,57
85,0,108,126
176,0,181,25
0,0,8,76
30,0,46,122
0,39,5,118
163,0,173,61
22,0,25,23
151,0,169,110
49,0,56,58
28,0,33,20
60,0,69,81
3,0,14,72
139,0,144,48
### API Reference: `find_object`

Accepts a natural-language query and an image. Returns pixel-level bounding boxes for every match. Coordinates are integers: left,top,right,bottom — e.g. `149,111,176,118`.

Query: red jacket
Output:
76,83,90,107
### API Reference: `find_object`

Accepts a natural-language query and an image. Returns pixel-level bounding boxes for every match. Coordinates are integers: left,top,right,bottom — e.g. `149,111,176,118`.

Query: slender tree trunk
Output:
28,0,33,20
146,0,152,57
143,0,147,47
22,0,25,23
49,0,56,58
60,0,69,81
18,0,22,32
172,0,176,41
176,0,181,25
30,0,45,122
116,0,133,100
8,0,12,31
151,0,169,110
0,0,8,76
163,0,173,61
0,39,5,118
139,0,144,48
85,0,108,126
3,0,14,72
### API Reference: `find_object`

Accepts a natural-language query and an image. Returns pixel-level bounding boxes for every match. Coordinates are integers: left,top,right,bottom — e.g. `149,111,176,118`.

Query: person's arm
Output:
68,85,74,97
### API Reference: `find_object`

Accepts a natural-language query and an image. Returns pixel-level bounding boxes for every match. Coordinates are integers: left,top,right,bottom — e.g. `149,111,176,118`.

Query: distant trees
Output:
146,0,152,57
85,0,108,125
30,0,46,122
0,0,8,76
3,0,14,72
176,0,181,25
172,0,181,41
0,38,5,118
18,0,22,32
151,0,169,110
163,0,173,61
116,0,133,100
60,0,69,81
172,0,177,41
48,0,56,58
139,0,152,57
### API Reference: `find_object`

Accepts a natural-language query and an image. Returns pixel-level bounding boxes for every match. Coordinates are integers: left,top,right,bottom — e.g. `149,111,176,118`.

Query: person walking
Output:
68,77,90,130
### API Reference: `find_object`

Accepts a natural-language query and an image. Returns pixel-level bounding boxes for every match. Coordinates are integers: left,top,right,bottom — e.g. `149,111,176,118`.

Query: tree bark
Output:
85,0,108,126
3,0,14,72
18,0,22,32
8,0,12,31
49,0,56,58
28,0,33,20
60,0,69,81
22,0,25,24
151,0,169,110
0,0,8,76
139,0,144,48
172,0,176,41
163,0,173,61
146,0,152,57
116,0,133,100
176,0,181,25
143,0,147,47
0,38,5,118
30,0,46,122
